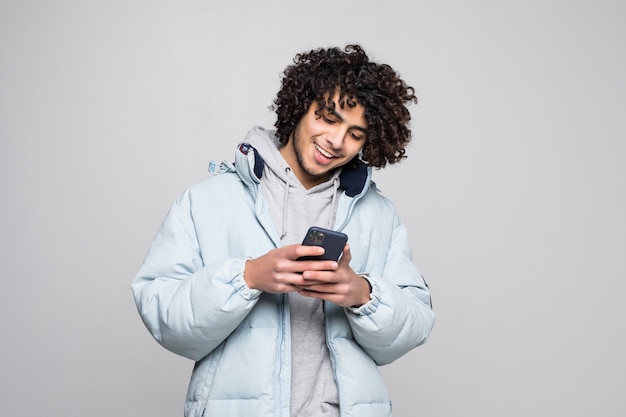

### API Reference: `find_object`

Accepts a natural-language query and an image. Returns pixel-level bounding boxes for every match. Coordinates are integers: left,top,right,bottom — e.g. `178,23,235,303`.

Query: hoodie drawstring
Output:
329,177,339,229
280,167,291,240
280,169,340,240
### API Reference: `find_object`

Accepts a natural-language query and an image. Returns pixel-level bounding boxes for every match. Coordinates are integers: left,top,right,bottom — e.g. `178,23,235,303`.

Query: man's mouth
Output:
314,144,336,160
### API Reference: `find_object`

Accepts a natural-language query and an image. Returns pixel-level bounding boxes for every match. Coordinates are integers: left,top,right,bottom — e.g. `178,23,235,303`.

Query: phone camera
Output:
308,230,325,244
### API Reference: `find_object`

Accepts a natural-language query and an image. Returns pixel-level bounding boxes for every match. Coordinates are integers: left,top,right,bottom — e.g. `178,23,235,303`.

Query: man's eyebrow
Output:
327,107,368,132
325,107,342,119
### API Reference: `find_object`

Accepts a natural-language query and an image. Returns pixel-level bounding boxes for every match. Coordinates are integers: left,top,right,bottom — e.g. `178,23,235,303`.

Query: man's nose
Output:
325,127,347,148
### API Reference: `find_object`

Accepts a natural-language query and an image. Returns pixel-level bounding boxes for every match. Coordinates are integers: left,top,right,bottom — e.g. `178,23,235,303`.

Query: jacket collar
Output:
235,142,371,197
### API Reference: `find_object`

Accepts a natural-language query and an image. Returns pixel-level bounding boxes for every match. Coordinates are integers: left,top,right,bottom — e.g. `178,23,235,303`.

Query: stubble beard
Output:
291,127,329,181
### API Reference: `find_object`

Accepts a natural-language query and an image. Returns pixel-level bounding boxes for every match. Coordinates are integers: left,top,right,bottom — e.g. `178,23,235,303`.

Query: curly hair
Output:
272,44,417,168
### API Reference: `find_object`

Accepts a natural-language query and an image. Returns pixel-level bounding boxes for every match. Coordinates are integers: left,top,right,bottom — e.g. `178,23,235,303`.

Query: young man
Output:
132,44,435,417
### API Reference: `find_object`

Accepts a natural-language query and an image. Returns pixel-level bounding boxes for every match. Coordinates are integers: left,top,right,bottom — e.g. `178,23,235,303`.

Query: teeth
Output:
315,144,334,158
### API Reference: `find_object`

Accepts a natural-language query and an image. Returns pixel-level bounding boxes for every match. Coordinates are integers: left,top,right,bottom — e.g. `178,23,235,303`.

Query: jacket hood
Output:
233,126,372,198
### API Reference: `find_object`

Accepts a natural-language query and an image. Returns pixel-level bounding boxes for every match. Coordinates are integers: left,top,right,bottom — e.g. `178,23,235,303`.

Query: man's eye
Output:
350,131,364,140
350,130,364,140
323,116,337,124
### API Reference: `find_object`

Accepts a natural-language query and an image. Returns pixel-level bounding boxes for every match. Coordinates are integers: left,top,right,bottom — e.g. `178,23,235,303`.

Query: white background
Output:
1,1,625,416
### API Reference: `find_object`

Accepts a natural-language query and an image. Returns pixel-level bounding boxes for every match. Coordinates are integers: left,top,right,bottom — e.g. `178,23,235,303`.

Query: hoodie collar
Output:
235,126,371,198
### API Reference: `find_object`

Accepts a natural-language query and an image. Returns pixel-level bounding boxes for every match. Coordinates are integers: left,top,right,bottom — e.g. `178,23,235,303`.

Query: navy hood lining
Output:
238,143,265,179
339,159,369,197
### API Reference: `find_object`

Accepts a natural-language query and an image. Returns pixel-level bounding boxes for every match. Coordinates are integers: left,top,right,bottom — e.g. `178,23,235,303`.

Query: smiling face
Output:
280,92,367,189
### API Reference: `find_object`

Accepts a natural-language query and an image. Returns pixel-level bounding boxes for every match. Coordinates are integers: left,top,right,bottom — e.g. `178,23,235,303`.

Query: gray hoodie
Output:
244,126,341,417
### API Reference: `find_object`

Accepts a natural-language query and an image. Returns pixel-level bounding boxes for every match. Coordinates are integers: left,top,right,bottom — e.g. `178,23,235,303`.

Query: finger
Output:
298,283,336,294
296,259,339,274
301,269,337,283
297,288,325,301
339,244,352,265
297,287,346,304
294,244,325,260
294,282,325,290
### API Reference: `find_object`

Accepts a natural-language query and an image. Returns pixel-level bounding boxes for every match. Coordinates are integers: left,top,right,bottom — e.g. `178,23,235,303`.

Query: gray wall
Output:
1,1,624,416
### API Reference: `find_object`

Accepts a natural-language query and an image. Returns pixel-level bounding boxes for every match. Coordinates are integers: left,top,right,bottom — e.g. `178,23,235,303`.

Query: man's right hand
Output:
243,244,339,293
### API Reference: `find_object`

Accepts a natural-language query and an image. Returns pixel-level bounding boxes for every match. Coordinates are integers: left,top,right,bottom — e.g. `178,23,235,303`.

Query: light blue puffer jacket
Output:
132,136,435,417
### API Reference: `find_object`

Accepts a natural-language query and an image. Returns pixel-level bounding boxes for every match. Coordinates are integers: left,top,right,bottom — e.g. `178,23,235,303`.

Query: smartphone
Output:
298,226,348,261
